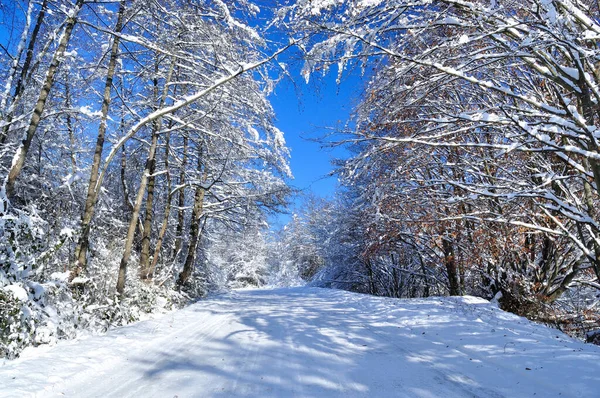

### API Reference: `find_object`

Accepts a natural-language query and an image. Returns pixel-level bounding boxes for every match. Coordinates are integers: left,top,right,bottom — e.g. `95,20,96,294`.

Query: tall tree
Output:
4,0,85,199
72,0,127,279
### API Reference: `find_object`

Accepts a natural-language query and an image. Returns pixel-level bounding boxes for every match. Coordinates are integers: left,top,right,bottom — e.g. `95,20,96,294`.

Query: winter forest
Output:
2,0,600,364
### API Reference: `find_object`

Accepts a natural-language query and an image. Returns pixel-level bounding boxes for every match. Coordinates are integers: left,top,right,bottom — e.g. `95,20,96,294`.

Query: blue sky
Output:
269,64,362,226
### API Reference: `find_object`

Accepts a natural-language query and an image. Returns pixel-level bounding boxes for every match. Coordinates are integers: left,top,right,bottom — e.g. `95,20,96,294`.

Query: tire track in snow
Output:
53,303,235,397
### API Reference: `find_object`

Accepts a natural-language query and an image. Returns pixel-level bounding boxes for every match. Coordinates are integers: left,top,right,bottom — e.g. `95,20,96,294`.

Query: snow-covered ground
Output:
1,287,599,397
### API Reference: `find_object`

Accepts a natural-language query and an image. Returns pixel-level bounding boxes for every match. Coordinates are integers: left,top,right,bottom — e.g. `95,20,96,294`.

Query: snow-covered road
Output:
1,287,599,397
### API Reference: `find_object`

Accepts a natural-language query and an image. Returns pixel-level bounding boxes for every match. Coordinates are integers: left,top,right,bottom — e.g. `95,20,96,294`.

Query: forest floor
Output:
1,287,599,397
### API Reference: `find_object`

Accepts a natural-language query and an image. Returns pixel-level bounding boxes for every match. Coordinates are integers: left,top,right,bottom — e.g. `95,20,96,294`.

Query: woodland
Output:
2,0,600,359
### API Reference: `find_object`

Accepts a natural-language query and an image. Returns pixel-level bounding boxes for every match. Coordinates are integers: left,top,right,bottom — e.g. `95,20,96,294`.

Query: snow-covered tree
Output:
278,0,600,328
0,0,293,358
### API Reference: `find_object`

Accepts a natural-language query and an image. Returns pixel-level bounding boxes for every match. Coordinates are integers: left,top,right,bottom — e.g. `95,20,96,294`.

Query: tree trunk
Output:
365,259,376,295
119,139,144,239
5,0,84,198
138,149,157,277
116,132,160,294
13,0,49,101
177,186,206,287
173,136,188,257
1,0,49,145
71,0,126,279
145,132,173,280
0,1,33,114
64,72,77,176
442,237,461,296
116,57,175,294
177,145,205,287
140,67,179,279
418,255,430,297
138,73,161,278
121,140,133,213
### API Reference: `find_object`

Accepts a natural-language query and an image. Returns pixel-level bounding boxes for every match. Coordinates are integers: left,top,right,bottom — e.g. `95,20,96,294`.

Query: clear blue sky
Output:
269,63,362,227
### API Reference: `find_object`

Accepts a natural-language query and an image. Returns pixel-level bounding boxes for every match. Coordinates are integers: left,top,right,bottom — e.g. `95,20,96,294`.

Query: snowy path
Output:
1,287,599,397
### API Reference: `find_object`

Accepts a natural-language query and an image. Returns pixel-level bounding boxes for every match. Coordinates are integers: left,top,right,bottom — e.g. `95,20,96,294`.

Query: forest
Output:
2,0,600,360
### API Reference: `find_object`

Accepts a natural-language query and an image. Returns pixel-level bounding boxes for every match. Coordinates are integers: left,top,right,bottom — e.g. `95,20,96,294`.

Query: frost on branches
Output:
276,0,600,337
0,0,291,358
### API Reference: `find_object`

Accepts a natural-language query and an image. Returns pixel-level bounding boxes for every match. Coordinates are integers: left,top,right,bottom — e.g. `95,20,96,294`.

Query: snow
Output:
78,105,103,119
308,0,344,15
62,50,78,59
49,272,70,282
3,284,28,301
357,0,384,7
1,287,599,397
248,126,260,140
28,282,44,300
561,66,579,80
272,126,286,147
59,227,75,238
437,17,463,25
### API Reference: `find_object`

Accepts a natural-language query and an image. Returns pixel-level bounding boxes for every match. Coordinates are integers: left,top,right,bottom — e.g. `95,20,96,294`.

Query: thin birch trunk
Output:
116,58,176,294
14,0,49,102
120,143,145,234
1,0,49,145
173,136,188,257
0,1,33,113
116,132,159,294
140,61,178,279
5,0,85,198
1,0,34,144
71,0,126,278
64,73,76,175
120,146,132,210
177,145,205,286
144,132,172,280
138,153,156,276
138,71,161,278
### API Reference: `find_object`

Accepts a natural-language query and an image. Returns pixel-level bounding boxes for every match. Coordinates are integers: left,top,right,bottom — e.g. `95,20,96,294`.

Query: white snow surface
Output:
1,287,599,397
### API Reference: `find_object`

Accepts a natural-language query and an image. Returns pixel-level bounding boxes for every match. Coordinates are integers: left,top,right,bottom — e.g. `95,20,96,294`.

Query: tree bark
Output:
138,150,157,277
173,136,188,257
442,237,461,296
71,0,126,279
177,186,206,287
0,1,33,115
120,139,133,212
13,0,49,103
116,132,160,294
138,72,161,278
177,145,205,287
140,66,179,279
64,72,77,176
5,0,85,198
144,132,173,280
0,0,49,145
0,1,35,145
116,57,175,294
